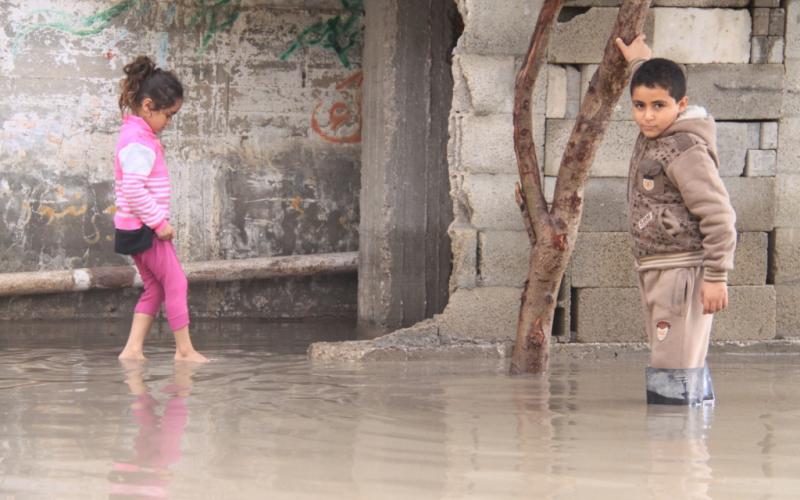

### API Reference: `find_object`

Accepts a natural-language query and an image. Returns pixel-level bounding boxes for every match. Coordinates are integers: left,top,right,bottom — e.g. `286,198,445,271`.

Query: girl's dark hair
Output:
119,56,184,114
630,58,687,101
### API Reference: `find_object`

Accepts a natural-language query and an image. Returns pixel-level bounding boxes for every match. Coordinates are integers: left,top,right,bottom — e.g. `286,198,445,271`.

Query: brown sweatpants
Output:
637,266,713,369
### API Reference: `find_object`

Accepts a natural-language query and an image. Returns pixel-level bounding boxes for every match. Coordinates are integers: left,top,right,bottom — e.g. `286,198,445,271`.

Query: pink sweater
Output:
114,115,170,232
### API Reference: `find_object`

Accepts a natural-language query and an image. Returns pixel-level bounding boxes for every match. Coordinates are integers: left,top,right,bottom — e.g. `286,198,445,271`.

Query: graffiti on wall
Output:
280,0,364,69
312,71,363,144
190,0,242,54
12,1,241,56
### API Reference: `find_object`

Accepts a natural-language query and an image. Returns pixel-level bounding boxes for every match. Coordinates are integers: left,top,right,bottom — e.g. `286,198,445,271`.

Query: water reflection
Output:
645,405,714,499
109,361,197,498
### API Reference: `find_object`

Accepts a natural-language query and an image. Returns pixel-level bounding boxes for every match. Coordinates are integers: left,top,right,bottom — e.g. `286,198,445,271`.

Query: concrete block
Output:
544,176,556,204
581,177,629,232
753,0,780,6
456,0,545,55
770,8,786,37
777,118,800,174
773,227,800,284
582,64,633,121
768,37,785,64
686,64,783,120
761,122,779,149
478,230,531,287
575,287,644,342
550,8,654,64
565,65,582,119
565,0,750,6
651,9,751,64
730,232,769,286
787,0,800,58
576,285,777,343
547,65,567,119
776,175,800,228
653,0,749,5
458,55,517,114
783,60,800,116
716,122,759,177
462,174,525,231
745,150,777,177
571,232,637,288
751,36,785,64
724,177,775,231
544,119,639,176
451,59,472,114
438,286,522,341
460,114,516,174
449,225,478,290
713,286,776,341
752,8,770,37
776,285,800,338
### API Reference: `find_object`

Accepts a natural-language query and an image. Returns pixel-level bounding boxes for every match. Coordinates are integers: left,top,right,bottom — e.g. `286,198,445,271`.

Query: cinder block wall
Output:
0,1,362,319
447,0,798,342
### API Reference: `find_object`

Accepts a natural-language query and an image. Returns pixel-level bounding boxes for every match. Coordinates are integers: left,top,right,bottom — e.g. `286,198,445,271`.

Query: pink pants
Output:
132,238,190,331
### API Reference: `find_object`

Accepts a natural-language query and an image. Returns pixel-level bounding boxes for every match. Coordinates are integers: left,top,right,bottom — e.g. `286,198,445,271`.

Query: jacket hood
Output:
661,105,719,168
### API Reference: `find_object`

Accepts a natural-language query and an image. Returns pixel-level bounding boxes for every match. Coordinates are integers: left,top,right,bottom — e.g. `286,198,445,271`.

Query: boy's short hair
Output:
630,58,686,101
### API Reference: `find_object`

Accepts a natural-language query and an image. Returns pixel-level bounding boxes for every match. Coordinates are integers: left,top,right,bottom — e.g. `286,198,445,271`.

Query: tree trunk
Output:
510,0,652,374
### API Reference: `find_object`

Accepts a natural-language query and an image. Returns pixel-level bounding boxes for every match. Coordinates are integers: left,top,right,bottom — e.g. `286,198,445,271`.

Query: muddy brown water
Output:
1,320,798,499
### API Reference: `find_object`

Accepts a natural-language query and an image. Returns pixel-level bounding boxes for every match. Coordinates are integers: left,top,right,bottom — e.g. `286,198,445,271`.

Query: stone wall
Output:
442,0,797,343
0,0,363,319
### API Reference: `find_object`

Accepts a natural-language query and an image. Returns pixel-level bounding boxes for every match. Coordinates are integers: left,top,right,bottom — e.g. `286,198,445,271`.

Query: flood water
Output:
1,321,799,499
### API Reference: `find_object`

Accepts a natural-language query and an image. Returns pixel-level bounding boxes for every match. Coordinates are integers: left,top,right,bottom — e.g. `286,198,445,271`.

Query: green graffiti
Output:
13,1,241,56
13,0,138,54
190,0,242,54
280,0,364,68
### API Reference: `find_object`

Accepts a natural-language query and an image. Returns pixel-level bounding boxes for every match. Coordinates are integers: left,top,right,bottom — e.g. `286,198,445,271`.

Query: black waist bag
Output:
114,226,155,255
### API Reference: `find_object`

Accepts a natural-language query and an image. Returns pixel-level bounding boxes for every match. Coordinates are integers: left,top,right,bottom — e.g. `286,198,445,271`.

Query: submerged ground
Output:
0,320,798,499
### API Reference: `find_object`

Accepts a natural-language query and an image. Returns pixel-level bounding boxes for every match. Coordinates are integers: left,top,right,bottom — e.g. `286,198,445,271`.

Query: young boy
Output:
615,35,737,405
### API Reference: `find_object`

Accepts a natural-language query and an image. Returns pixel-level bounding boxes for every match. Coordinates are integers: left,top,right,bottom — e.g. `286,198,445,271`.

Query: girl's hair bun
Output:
119,55,182,115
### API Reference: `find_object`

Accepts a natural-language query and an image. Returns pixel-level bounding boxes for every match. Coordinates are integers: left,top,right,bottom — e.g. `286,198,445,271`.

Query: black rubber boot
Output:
702,364,715,405
646,367,707,406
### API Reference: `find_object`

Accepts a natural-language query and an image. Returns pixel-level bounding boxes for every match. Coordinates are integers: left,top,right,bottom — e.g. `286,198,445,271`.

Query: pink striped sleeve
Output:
119,143,168,230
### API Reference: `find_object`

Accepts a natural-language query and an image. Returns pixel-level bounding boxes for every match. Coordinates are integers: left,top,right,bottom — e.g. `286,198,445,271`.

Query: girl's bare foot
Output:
174,350,209,363
118,349,146,361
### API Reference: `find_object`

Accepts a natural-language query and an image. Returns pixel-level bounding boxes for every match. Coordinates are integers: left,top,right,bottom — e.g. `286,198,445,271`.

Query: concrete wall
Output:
357,0,456,332
441,0,798,343
0,0,363,319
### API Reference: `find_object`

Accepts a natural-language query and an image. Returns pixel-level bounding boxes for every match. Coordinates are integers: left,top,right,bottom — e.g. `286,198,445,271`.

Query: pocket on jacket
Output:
637,159,665,195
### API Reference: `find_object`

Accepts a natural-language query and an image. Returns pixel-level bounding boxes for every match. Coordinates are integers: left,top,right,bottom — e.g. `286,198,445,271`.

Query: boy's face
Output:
631,84,688,138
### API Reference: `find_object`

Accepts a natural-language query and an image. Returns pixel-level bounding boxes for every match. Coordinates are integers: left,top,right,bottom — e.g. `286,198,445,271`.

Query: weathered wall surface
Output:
0,0,362,269
440,0,798,343
0,0,363,319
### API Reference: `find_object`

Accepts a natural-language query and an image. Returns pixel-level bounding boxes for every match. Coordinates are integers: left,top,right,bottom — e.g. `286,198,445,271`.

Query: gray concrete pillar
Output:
358,0,457,332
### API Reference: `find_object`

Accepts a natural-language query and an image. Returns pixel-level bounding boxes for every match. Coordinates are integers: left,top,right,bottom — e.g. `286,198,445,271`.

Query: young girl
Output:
115,56,208,363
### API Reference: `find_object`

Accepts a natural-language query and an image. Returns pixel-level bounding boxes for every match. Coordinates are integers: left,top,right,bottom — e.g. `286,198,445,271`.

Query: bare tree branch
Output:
511,0,652,374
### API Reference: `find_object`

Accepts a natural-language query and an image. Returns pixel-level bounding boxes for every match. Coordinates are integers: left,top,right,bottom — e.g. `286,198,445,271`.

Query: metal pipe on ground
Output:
0,252,359,297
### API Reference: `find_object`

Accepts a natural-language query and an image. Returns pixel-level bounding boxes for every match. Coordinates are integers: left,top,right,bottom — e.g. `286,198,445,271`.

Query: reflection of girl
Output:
109,362,194,498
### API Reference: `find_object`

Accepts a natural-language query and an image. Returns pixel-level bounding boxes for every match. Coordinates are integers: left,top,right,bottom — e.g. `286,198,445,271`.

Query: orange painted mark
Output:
290,196,305,214
311,70,362,144
47,133,63,145
103,205,117,215
37,204,88,224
